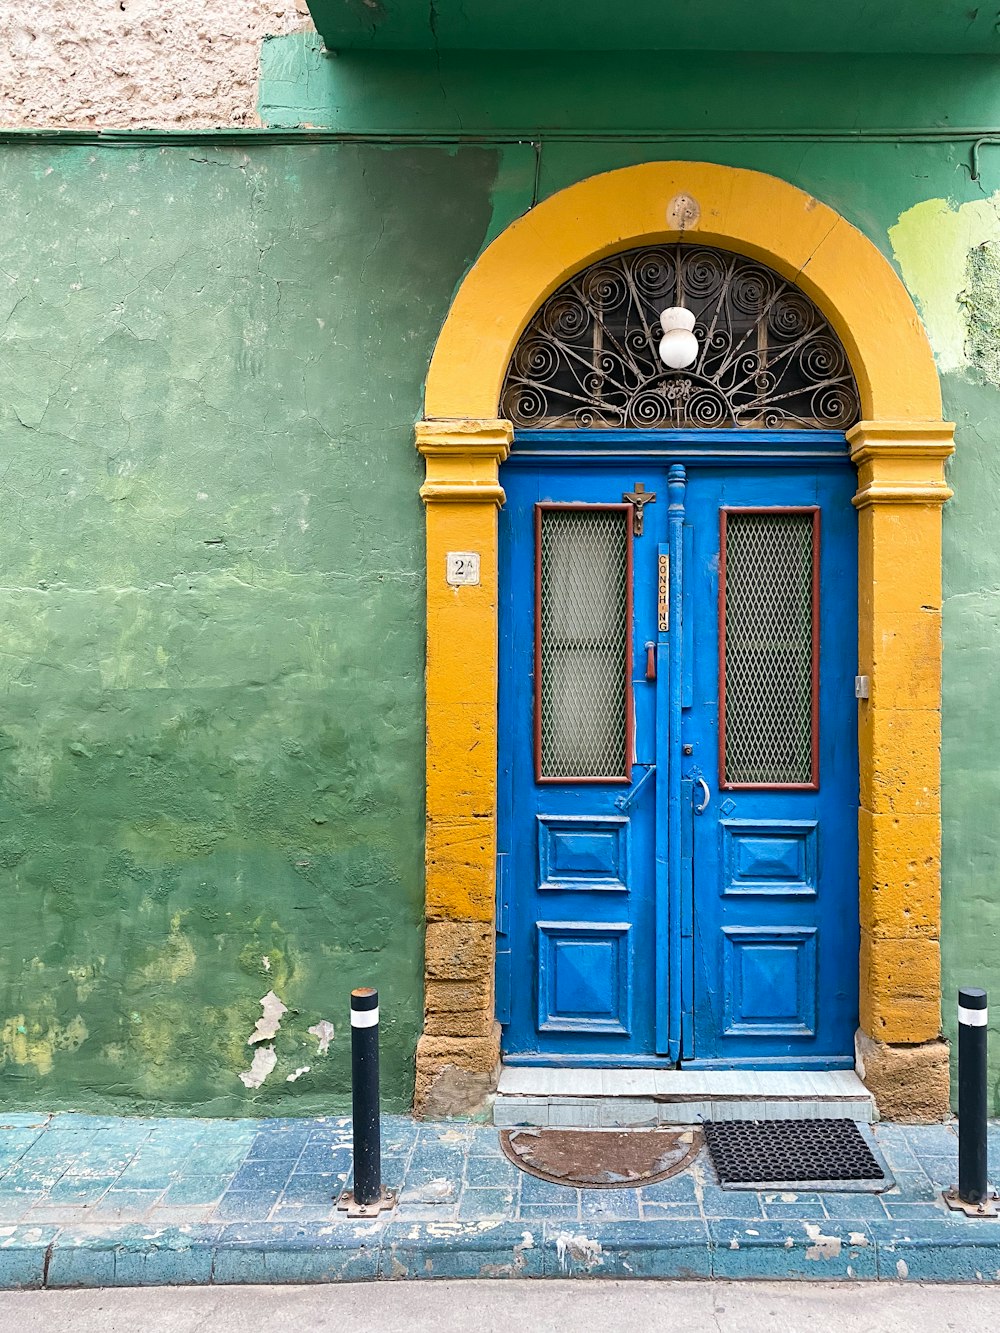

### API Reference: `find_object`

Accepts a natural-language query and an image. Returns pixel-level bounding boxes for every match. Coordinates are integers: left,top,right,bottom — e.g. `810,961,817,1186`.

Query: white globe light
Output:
659,305,696,334
658,328,699,370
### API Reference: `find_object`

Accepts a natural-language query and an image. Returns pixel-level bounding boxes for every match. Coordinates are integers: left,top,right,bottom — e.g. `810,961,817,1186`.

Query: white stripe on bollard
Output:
959,1005,988,1027
351,1007,379,1027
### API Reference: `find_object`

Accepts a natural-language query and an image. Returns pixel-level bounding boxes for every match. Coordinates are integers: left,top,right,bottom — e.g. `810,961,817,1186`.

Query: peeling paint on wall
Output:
962,242,1000,385
238,1045,277,1089
308,1020,335,1055
890,192,1000,380
248,991,288,1045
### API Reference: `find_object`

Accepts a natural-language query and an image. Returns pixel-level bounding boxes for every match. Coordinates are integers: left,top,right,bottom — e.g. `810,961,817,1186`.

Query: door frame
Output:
412,161,955,1119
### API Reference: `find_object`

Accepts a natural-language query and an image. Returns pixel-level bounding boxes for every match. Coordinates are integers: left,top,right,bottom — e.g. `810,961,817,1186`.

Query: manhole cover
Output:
499,1127,702,1188
704,1118,888,1189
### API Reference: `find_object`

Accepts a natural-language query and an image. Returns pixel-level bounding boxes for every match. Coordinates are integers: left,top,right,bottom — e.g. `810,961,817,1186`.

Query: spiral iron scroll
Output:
499,245,860,430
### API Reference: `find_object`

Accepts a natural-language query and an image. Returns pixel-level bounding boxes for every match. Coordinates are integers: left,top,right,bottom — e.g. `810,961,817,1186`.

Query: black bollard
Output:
337,987,395,1216
958,987,989,1206
351,987,381,1205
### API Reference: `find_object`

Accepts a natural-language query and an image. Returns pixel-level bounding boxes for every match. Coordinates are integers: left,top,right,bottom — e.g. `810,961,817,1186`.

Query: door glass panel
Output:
536,506,631,780
721,510,817,787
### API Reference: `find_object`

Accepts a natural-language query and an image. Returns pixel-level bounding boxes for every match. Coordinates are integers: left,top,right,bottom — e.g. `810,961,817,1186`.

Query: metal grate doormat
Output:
704,1118,892,1192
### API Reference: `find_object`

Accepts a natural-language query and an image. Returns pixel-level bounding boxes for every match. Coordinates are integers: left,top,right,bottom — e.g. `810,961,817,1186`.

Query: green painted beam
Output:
306,0,1000,53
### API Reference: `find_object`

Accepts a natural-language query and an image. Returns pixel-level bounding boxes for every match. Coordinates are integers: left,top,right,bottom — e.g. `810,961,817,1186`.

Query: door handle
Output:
693,777,711,815
645,641,656,681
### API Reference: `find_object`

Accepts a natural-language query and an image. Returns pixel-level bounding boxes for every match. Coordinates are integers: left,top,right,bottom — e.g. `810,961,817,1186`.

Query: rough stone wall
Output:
0,0,311,129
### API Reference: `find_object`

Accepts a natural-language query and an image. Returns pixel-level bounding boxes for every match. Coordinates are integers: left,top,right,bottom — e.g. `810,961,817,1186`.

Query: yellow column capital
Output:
847,420,955,509
416,419,512,506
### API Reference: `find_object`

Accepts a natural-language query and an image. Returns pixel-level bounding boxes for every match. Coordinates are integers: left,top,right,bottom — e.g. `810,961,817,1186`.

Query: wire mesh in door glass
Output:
723,511,816,786
538,507,630,779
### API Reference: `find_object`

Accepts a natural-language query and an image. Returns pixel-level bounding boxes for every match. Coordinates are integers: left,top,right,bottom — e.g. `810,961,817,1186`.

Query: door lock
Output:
682,744,693,756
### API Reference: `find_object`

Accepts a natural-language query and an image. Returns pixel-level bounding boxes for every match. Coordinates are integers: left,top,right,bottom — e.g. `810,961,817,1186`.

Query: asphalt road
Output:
2,1280,999,1331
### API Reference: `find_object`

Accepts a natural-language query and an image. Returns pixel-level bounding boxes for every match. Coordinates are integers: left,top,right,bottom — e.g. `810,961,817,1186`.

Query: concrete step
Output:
493,1067,875,1127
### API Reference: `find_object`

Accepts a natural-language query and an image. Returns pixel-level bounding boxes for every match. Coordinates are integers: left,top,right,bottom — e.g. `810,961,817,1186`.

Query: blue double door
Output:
497,455,859,1067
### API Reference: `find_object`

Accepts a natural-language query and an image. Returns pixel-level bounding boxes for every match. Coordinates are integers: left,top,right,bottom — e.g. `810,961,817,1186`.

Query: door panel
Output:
685,465,859,1065
500,466,664,1060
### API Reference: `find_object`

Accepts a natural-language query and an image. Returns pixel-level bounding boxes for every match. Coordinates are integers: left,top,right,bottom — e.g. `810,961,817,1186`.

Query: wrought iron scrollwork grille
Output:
500,245,860,430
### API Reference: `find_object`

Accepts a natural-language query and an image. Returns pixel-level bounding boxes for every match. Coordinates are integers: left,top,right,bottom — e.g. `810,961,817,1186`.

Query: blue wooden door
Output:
683,463,859,1066
499,464,668,1061
498,452,858,1067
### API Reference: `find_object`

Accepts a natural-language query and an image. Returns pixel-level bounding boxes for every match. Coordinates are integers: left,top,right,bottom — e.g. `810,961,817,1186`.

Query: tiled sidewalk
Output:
0,1112,998,1286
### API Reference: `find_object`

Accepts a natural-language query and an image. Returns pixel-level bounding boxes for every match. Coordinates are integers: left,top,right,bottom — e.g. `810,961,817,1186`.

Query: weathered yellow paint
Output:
416,165,954,1107
848,420,953,1047
1,1012,89,1078
859,810,940,938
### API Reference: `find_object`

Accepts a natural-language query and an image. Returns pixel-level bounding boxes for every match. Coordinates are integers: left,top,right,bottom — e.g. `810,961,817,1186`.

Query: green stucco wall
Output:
0,141,500,1113
4,40,1000,1112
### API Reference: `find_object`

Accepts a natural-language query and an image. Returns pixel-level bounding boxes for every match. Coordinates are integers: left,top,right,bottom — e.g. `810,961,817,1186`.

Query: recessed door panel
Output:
537,923,632,1034
538,815,630,893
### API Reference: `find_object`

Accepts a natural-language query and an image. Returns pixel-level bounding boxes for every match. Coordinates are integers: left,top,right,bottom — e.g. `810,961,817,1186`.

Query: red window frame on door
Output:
533,502,634,785
718,506,820,791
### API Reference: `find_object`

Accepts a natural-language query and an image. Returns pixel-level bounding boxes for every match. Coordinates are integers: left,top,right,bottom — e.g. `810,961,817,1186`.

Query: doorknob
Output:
645,642,656,681
694,777,711,815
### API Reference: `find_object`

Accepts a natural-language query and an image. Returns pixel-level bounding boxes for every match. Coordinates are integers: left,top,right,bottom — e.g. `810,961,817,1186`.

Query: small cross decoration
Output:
622,481,656,536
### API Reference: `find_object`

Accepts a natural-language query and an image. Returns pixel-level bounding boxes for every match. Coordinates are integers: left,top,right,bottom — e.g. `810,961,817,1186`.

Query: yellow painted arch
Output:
425,160,941,423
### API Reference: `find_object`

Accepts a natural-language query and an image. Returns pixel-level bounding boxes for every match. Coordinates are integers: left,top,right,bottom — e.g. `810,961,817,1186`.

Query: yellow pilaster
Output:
849,421,955,1046
413,418,512,1112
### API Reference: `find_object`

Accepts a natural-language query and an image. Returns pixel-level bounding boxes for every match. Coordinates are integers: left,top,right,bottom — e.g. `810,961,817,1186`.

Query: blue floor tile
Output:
467,1128,506,1157
294,1143,353,1175
519,1201,578,1220
280,1173,341,1204
459,1187,517,1219
212,1189,281,1222
886,1171,939,1202
465,1155,521,1188
881,1199,951,1220
161,1175,232,1206
0,1131,46,1172
762,1195,829,1221
228,1160,295,1193
44,1173,119,1204
580,1189,641,1221
519,1174,578,1206
642,1201,703,1220
246,1129,311,1162
700,1186,764,1218
94,1188,164,1217
821,1191,892,1220
638,1172,699,1204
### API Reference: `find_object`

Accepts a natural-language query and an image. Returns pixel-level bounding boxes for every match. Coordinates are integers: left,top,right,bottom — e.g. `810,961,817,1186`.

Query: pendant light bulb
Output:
658,306,699,369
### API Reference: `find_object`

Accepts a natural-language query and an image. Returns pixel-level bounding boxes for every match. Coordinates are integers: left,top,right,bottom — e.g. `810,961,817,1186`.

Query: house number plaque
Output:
447,552,480,586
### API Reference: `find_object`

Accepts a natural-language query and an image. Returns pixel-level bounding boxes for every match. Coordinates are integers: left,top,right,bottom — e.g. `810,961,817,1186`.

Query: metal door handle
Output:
645,641,656,681
694,777,711,815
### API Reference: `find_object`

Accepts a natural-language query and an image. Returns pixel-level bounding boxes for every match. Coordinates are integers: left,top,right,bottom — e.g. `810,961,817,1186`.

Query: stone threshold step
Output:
494,1068,875,1127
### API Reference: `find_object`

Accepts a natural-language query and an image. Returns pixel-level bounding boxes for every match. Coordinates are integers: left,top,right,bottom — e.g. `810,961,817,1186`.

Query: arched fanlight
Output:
500,244,860,430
